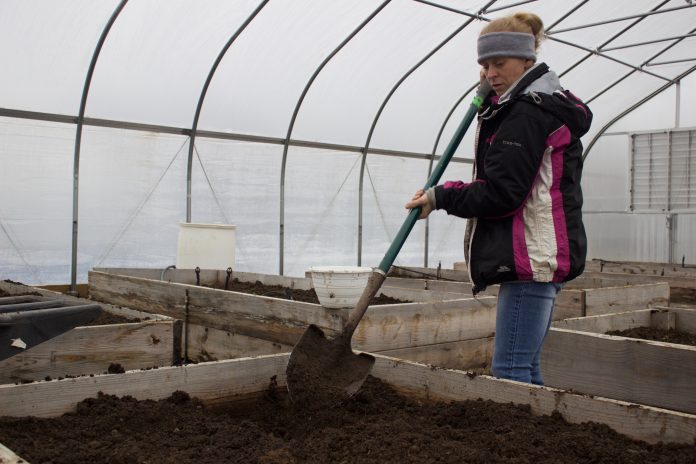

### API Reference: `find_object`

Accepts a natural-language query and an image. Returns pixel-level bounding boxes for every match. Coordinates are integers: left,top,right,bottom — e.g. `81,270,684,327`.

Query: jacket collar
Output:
497,62,550,104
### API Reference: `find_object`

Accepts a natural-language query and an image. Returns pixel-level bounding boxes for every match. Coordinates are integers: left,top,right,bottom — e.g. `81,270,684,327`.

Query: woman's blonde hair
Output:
481,12,544,52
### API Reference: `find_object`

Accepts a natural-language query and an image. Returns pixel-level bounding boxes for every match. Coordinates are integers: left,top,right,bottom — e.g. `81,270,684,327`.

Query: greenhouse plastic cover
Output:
1,0,696,285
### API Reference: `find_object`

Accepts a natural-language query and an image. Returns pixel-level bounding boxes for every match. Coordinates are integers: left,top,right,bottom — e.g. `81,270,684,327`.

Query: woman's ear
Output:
524,59,534,70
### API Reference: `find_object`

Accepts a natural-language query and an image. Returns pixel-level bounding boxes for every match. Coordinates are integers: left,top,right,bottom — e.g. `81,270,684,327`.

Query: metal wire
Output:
186,0,270,224
95,137,188,267
278,0,392,274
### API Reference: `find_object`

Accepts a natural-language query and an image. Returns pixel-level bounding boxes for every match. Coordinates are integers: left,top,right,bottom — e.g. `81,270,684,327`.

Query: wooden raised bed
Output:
89,268,498,371
542,307,696,414
0,280,179,384
584,259,696,303
0,353,695,446
388,265,670,319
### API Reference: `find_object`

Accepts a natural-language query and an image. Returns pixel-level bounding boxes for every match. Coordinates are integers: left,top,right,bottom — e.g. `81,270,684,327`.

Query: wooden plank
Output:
184,323,291,362
98,267,314,290
1,353,695,445
651,310,677,331
379,286,475,303
371,355,696,445
585,259,696,279
387,266,470,282
552,309,653,333
0,279,171,322
0,443,28,464
376,337,493,371
384,277,474,294
584,282,670,316
0,321,176,384
0,355,289,418
542,328,696,414
353,298,497,352
551,289,583,320
89,271,499,351
655,306,696,333
89,270,340,346
38,283,89,298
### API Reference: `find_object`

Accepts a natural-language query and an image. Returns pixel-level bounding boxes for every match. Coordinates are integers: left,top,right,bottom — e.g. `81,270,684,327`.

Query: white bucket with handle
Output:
310,266,373,309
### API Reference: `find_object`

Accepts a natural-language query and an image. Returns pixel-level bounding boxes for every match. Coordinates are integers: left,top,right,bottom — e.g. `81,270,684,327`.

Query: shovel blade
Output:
286,324,374,405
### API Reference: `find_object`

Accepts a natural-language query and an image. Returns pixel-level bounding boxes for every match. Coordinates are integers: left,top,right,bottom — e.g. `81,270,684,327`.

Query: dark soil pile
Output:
81,311,143,326
607,326,696,346
2,376,695,464
216,278,408,306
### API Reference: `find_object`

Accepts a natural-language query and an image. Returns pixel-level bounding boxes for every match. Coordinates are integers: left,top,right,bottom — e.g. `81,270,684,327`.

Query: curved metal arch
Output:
70,0,128,293
546,3,696,36
185,0,270,223
558,0,670,78
423,0,673,158
277,0,392,275
355,0,498,266
583,64,696,161
418,0,672,82
420,0,588,267
587,25,696,104
426,0,588,165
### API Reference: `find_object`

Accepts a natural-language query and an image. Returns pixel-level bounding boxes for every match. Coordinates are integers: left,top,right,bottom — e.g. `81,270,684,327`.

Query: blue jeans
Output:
492,281,562,385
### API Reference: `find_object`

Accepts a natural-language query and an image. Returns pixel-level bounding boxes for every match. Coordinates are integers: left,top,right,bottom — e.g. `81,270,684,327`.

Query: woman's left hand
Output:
405,189,433,219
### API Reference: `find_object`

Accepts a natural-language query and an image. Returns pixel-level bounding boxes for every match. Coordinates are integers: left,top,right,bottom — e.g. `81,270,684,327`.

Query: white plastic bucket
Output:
310,266,373,309
176,223,236,270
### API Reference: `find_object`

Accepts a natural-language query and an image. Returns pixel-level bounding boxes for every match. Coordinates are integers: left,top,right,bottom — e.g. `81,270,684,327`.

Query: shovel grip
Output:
344,86,488,339
376,87,487,276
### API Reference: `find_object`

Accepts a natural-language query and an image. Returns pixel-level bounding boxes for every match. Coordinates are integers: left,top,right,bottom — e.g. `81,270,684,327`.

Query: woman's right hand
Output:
405,188,433,219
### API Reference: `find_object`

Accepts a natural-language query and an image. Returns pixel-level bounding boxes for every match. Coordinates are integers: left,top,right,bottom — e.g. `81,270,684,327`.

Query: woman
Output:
405,12,592,385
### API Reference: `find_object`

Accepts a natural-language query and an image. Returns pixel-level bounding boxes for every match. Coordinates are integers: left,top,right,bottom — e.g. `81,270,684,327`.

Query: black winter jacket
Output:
433,63,592,293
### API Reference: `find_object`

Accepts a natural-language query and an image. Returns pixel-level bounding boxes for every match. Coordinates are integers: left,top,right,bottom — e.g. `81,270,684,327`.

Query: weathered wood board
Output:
0,354,695,445
0,280,170,322
0,280,177,384
585,259,696,279
542,326,696,414
377,336,493,371
0,321,178,384
88,271,498,354
655,306,696,332
552,307,696,334
184,323,291,362
583,282,670,316
387,266,671,318
0,443,27,464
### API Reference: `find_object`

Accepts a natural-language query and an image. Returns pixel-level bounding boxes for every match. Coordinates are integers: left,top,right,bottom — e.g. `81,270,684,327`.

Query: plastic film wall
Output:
2,0,696,284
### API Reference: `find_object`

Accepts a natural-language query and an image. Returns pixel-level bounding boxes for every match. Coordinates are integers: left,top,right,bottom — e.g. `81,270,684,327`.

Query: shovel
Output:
286,83,490,405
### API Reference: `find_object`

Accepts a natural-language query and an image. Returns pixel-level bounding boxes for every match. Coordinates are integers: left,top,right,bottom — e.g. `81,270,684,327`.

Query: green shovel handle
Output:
376,90,487,275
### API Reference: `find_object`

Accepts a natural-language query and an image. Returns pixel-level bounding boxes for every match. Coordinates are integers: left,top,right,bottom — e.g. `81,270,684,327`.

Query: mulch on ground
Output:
1,375,695,464
606,326,696,346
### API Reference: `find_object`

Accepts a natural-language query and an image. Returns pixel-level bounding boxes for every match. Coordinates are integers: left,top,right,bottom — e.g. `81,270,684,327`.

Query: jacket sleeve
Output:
434,109,552,219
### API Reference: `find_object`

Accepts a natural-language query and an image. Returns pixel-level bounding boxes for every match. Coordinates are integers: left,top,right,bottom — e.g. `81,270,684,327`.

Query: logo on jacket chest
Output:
502,140,522,148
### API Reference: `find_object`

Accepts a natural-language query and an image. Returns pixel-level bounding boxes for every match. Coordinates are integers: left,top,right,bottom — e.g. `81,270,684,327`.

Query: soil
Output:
1,376,695,464
81,311,142,326
215,278,409,306
286,325,374,406
606,327,696,346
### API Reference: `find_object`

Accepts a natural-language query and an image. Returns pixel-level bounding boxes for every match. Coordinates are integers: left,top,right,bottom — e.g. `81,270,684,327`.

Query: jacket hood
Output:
489,62,593,138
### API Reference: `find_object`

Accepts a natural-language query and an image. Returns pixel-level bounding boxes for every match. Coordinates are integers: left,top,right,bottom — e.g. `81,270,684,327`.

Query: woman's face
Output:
480,57,534,96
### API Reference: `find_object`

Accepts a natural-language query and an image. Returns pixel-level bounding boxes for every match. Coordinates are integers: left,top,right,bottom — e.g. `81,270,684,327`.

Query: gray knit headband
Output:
477,31,536,64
